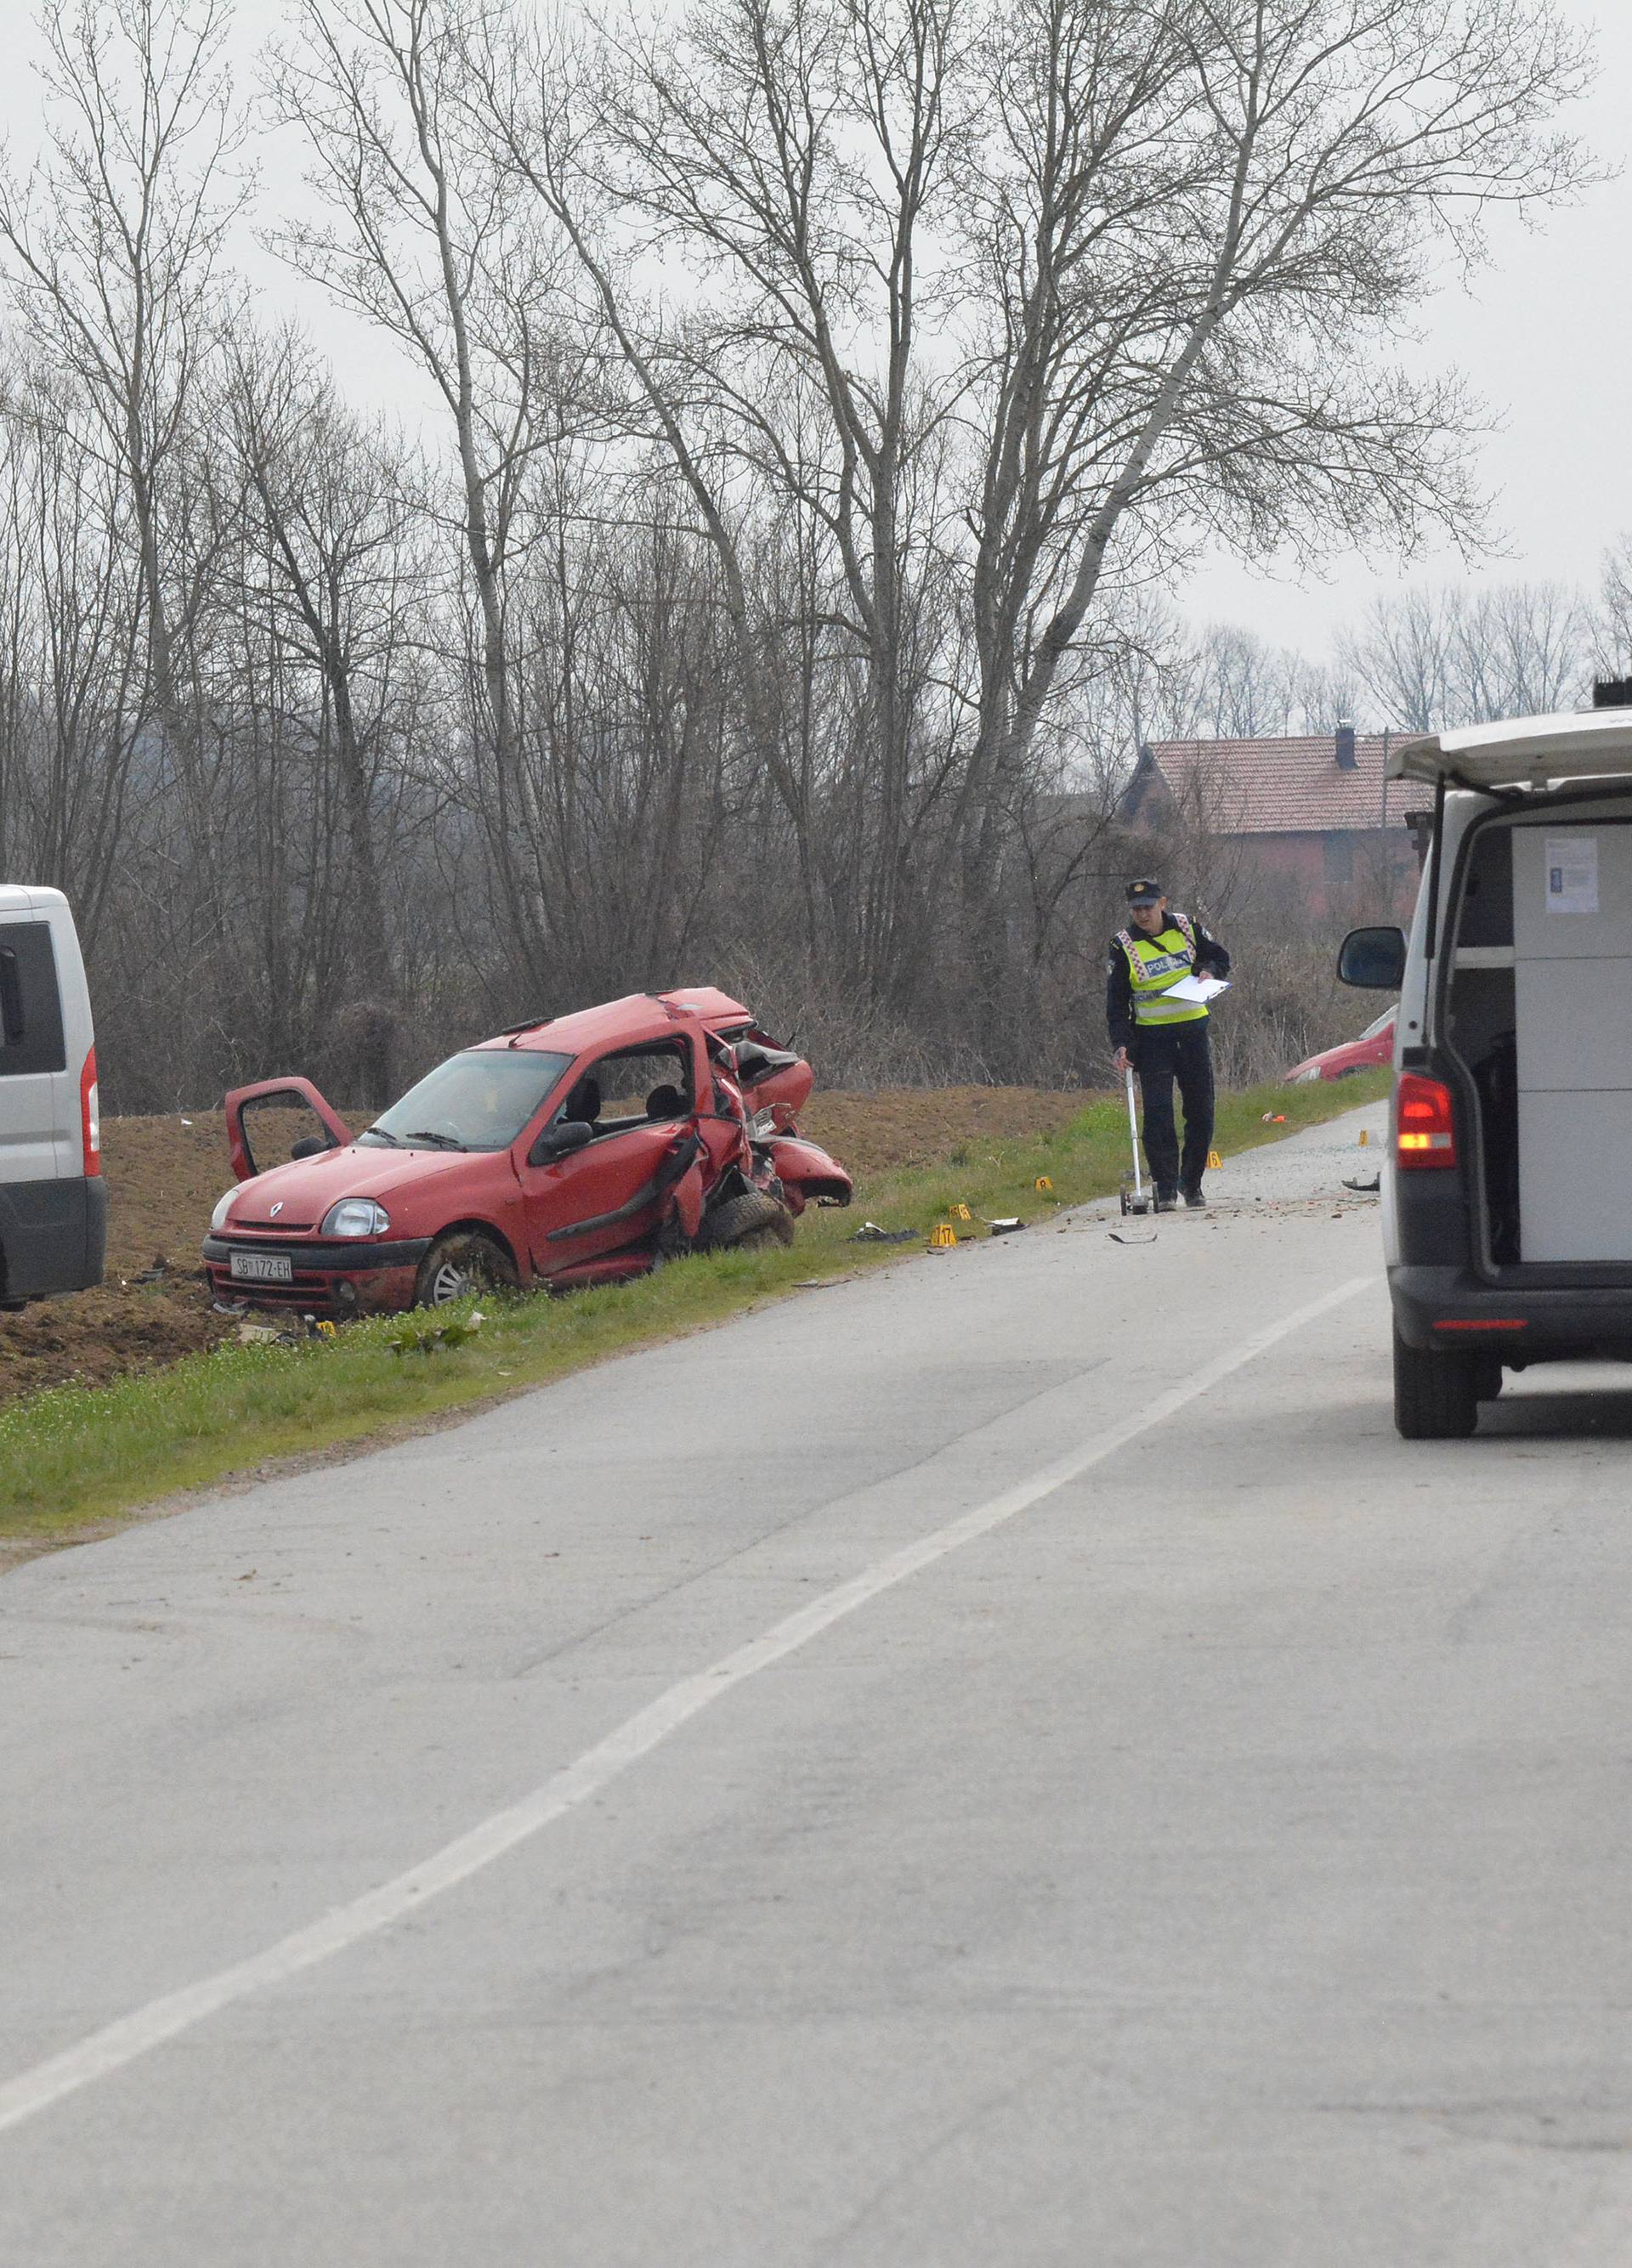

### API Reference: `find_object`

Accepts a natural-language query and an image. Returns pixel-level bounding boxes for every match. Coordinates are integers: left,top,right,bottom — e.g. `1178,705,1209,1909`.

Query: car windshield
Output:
360,1050,573,1152
1360,1006,1397,1042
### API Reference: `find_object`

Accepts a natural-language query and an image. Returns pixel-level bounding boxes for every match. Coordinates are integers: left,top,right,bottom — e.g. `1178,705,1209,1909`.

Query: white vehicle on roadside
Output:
1339,698,1632,1439
0,884,104,1309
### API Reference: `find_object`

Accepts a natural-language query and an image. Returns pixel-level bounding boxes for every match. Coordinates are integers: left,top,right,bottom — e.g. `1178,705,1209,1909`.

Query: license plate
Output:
230,1251,293,1284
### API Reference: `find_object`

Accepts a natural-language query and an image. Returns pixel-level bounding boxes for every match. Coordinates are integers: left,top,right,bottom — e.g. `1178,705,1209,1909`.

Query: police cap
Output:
1125,878,1164,906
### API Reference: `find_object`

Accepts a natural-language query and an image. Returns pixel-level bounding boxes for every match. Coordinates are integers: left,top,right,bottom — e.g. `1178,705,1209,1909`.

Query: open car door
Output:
224,1076,354,1182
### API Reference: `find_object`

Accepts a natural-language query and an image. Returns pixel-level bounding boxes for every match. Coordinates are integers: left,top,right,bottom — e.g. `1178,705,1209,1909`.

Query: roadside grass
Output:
0,1070,1388,1552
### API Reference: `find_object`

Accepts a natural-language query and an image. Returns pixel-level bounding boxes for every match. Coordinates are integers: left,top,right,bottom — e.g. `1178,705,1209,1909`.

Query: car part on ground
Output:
206,988,851,1319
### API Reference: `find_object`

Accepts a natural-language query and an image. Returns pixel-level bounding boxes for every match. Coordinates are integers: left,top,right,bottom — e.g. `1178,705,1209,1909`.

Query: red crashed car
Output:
204,988,852,1317
1285,1005,1397,1083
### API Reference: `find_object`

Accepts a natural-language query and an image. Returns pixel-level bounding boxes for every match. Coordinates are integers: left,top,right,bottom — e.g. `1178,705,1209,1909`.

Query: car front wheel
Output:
415,1230,519,1307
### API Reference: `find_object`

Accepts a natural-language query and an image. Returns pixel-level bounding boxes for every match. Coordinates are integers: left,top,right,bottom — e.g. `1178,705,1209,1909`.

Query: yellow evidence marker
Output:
948,1202,973,1221
1034,1175,1054,1192
929,1221,959,1248
1358,1127,1369,1146
1207,1149,1221,1170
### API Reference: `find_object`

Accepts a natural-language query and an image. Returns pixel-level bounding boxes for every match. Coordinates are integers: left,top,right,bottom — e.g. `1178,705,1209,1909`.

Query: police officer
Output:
1107,879,1231,1211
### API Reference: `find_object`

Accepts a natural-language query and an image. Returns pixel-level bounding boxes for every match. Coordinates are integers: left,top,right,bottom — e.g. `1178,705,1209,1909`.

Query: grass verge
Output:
0,1071,1388,1554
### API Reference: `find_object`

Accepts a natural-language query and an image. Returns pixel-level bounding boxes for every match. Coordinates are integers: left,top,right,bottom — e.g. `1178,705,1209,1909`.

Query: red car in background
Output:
204,988,852,1318
1285,1005,1397,1083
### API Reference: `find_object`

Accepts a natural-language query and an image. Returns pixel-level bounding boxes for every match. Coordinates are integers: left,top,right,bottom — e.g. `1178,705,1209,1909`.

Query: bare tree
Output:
1459,580,1587,719
0,356,145,935
0,0,246,739
1596,539,1632,676
472,0,977,998
952,0,1594,990
221,328,432,1100
1346,577,1590,729
1338,587,1455,731
266,0,585,986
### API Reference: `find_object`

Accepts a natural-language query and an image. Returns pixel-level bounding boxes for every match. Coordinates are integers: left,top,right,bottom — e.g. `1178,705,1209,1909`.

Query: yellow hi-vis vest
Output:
1117,912,1210,1028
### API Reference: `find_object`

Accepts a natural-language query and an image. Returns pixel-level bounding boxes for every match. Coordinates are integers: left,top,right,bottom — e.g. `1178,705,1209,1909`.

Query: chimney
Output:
1334,719,1357,769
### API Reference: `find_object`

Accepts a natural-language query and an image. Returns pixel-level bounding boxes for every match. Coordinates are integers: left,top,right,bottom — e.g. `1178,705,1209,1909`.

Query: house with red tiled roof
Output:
1120,725,1432,916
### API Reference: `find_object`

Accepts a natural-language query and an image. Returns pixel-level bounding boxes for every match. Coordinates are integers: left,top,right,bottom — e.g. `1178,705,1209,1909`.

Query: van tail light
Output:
1395,1072,1456,1168
80,1046,101,1175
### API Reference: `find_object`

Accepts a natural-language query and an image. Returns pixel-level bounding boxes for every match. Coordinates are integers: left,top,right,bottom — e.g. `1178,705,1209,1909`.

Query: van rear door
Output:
1397,721,1632,1276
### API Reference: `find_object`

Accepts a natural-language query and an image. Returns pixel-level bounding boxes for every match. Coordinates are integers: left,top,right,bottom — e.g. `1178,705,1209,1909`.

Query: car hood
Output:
224,1143,499,1230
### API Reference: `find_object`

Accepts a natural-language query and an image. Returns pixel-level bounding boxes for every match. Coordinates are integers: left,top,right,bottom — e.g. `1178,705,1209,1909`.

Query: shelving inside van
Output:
1444,799,1632,1270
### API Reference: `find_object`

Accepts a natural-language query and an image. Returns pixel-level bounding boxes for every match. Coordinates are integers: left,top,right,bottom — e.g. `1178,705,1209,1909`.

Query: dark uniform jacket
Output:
1105,913,1231,1055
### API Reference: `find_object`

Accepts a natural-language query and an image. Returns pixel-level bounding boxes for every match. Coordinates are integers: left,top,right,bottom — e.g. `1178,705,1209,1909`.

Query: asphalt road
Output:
5,1098,1632,2266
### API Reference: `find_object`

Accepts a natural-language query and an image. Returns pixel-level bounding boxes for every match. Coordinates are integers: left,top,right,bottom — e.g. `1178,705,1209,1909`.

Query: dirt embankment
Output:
1,1115,238,1404
0,1088,1088,1406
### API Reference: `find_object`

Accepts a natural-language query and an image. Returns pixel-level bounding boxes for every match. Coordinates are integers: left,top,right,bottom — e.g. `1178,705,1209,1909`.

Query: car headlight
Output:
1293,1066,1321,1083
210,1188,237,1232
321,1198,391,1238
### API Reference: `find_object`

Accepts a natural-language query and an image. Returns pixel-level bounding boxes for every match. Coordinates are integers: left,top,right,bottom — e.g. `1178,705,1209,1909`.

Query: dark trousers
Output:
1135,1022,1216,1194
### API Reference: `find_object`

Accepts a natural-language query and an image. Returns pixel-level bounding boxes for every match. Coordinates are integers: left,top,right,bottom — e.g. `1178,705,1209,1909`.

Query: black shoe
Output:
1182,1185,1206,1209
1153,1187,1178,1213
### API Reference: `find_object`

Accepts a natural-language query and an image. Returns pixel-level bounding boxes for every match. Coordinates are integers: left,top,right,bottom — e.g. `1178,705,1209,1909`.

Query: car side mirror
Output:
289,1134,335,1161
530,1117,594,1166
1338,925,1407,989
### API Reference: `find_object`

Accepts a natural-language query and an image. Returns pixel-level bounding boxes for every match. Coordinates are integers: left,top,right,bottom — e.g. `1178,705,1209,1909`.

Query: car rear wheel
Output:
1392,1323,1481,1439
700,1190,796,1253
415,1230,519,1308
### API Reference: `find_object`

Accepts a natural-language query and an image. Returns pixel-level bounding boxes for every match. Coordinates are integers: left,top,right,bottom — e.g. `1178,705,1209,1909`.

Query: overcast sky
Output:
0,0,1624,663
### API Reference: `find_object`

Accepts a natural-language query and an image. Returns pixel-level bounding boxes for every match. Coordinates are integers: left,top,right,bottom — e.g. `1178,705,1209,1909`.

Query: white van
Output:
1339,703,1632,1437
0,885,104,1309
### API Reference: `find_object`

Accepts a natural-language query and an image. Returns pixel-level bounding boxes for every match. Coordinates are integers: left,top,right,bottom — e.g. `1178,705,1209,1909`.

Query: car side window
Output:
0,922,68,1077
578,1044,693,1134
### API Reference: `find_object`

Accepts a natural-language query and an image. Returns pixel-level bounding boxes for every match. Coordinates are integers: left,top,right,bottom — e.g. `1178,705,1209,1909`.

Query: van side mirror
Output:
530,1117,594,1166
1338,925,1407,989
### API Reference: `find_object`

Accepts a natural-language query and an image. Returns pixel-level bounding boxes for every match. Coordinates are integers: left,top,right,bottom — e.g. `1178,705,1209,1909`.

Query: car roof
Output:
470,987,754,1059
1391,710,1632,792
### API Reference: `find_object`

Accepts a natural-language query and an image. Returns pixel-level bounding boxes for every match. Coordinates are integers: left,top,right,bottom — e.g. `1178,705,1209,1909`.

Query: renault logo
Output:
270,1201,283,1218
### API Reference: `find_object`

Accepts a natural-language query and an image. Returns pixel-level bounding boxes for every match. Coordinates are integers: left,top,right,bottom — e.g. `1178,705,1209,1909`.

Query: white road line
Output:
0,1275,1372,2140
